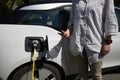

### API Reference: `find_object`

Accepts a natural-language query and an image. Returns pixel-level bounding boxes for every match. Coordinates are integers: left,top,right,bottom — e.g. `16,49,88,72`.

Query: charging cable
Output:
32,48,37,80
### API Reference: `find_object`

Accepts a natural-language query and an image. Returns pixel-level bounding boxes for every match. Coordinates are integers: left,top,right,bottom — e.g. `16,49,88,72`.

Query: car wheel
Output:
8,60,65,80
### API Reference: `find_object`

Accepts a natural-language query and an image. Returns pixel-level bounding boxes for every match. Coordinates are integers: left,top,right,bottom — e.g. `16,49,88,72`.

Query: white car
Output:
0,1,120,80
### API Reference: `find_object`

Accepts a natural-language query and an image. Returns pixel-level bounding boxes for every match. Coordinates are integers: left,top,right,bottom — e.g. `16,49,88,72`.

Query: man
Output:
62,0,118,80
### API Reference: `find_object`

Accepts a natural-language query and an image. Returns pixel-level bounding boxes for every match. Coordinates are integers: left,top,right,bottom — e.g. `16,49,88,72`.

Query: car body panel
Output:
0,24,61,80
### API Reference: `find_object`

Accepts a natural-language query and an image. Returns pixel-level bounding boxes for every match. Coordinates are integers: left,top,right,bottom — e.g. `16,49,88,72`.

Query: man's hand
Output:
102,35,112,56
61,25,73,38
61,29,70,38
102,44,111,56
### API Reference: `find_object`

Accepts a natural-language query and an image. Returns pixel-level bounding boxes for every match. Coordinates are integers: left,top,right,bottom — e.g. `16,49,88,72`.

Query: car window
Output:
16,6,70,31
115,8,120,32
0,6,71,31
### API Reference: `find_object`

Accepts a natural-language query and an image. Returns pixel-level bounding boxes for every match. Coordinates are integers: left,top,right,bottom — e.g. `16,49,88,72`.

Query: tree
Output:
114,0,120,7
0,0,25,19
0,0,10,19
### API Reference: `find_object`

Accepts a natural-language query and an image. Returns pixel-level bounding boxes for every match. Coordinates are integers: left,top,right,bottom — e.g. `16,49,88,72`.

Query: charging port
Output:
25,36,48,52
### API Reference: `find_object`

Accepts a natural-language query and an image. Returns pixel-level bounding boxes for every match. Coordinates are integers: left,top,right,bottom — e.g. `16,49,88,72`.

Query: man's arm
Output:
102,0,118,56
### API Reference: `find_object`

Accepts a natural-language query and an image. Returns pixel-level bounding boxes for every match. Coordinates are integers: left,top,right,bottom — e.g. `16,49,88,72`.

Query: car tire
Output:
8,60,65,80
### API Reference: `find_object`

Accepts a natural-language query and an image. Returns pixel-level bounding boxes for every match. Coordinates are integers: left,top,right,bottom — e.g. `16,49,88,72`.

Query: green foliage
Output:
0,0,25,19
15,0,24,6
0,0,9,19
7,0,13,9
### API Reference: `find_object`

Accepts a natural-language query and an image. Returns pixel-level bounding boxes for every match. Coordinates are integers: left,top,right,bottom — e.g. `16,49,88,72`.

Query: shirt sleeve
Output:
103,0,118,36
68,3,74,27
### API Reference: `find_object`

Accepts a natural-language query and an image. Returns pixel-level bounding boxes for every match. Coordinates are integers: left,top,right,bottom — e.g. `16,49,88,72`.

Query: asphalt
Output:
66,68,120,80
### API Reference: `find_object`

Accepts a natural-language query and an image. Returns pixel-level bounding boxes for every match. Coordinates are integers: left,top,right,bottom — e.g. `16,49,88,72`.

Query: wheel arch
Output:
7,60,65,80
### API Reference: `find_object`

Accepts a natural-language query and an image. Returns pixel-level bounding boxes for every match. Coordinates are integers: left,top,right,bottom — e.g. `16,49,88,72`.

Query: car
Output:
0,1,120,80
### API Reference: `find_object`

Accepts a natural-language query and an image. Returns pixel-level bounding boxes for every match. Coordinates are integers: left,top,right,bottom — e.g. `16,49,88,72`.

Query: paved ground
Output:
102,73,120,80
89,73,120,80
66,68,120,80
101,68,120,80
